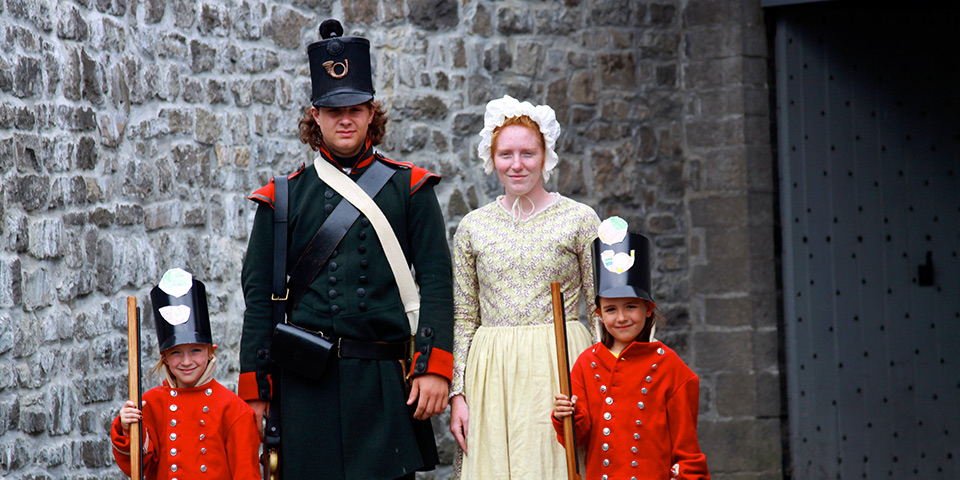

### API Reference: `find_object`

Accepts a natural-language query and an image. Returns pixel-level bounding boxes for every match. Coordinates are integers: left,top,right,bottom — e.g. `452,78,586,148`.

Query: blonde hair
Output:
149,345,217,388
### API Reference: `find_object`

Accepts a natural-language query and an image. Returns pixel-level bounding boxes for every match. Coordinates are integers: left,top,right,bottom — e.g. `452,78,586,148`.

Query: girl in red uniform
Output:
553,218,709,480
110,268,260,480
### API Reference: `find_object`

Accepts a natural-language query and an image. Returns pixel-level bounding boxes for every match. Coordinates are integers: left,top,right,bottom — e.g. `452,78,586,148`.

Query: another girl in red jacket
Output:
553,218,709,480
111,268,261,480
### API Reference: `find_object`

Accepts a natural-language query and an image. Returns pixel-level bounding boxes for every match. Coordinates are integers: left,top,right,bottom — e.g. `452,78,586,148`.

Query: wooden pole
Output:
126,296,142,480
551,282,581,480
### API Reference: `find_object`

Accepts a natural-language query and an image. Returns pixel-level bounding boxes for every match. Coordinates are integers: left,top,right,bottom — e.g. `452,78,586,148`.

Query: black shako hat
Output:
150,268,213,352
307,19,375,108
592,217,655,306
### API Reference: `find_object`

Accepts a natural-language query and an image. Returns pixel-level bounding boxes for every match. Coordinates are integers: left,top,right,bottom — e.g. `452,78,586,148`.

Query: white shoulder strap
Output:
314,156,420,334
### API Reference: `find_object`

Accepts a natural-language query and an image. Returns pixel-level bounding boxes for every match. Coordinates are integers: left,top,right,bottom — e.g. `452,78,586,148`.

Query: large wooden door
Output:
773,5,959,478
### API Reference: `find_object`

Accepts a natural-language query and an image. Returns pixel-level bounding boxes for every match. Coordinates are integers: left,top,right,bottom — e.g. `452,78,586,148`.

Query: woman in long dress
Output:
450,95,600,479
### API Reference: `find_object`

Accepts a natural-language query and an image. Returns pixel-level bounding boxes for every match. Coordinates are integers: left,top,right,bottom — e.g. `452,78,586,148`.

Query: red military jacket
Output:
111,379,260,480
553,341,710,480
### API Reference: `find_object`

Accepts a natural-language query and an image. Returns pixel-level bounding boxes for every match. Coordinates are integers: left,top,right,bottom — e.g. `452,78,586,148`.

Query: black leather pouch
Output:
270,322,334,380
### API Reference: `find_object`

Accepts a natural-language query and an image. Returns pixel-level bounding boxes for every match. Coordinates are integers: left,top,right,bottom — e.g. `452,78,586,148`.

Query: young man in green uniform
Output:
238,20,453,480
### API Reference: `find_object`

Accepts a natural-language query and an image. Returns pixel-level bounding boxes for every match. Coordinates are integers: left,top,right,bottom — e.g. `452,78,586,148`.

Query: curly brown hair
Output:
297,100,388,151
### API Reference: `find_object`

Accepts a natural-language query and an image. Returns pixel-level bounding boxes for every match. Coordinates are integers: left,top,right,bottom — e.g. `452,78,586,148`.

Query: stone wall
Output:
0,0,781,478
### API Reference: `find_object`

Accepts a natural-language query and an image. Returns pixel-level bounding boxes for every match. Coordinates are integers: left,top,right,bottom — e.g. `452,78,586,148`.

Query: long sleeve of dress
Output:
668,375,710,479
575,211,601,341
450,225,479,396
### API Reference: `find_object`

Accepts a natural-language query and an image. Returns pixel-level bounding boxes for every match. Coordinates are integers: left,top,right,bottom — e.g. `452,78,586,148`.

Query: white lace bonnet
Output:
477,95,562,182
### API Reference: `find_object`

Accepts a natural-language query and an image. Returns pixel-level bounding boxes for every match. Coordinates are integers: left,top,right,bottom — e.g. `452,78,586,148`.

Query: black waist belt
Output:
338,337,407,360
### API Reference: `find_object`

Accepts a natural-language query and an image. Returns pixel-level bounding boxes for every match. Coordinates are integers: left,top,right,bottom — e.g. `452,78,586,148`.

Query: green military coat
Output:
239,141,453,479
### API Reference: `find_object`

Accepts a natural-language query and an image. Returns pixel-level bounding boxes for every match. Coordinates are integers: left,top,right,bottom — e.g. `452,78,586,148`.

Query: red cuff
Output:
238,371,271,401
408,348,453,381
110,416,131,452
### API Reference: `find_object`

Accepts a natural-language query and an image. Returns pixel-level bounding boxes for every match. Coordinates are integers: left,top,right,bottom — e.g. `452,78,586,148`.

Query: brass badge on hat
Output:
323,60,348,79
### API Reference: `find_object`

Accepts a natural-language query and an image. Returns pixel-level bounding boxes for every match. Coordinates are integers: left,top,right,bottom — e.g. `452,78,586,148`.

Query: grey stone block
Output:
114,204,144,226
683,0,740,27
752,328,779,372
190,39,216,73
0,257,23,308
690,195,750,227
694,330,754,372
650,3,677,25
716,371,757,417
9,175,47,212
253,78,276,105
692,258,751,295
55,3,87,41
469,2,492,36
57,105,97,131
142,0,165,23
0,57,12,93
483,42,512,73
705,296,753,327
0,440,30,473
497,5,533,34
27,218,64,260
569,71,597,104
591,0,643,26
266,6,309,50
756,370,783,418
144,202,183,231
408,0,458,31
13,55,43,98
77,437,113,467
698,418,782,472
598,53,636,89
514,41,543,77
343,0,378,25
195,108,221,145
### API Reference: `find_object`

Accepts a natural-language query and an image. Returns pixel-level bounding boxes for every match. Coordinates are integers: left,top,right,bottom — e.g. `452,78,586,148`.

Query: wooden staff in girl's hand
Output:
126,296,143,480
551,282,581,480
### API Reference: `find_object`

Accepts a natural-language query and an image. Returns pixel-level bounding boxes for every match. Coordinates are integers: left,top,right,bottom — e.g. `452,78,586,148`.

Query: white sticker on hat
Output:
159,305,191,326
600,249,635,274
158,268,193,298
598,216,628,245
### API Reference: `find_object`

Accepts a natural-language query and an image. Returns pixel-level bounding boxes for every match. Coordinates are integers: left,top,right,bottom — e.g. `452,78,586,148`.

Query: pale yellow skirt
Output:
457,321,592,480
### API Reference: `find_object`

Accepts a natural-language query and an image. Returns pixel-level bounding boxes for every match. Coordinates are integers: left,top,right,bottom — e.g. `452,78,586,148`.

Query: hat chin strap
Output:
163,355,218,389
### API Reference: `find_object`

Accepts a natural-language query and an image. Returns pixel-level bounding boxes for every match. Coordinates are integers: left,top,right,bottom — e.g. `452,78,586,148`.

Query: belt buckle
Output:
337,337,344,359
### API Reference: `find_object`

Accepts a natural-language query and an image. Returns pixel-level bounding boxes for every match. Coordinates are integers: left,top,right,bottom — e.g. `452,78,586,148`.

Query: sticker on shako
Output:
159,305,192,326
597,216,628,245
598,216,634,273
158,268,193,298
600,249,635,274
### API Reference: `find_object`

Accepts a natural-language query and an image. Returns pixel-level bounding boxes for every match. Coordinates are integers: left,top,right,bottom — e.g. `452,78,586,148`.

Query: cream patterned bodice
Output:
451,194,601,395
